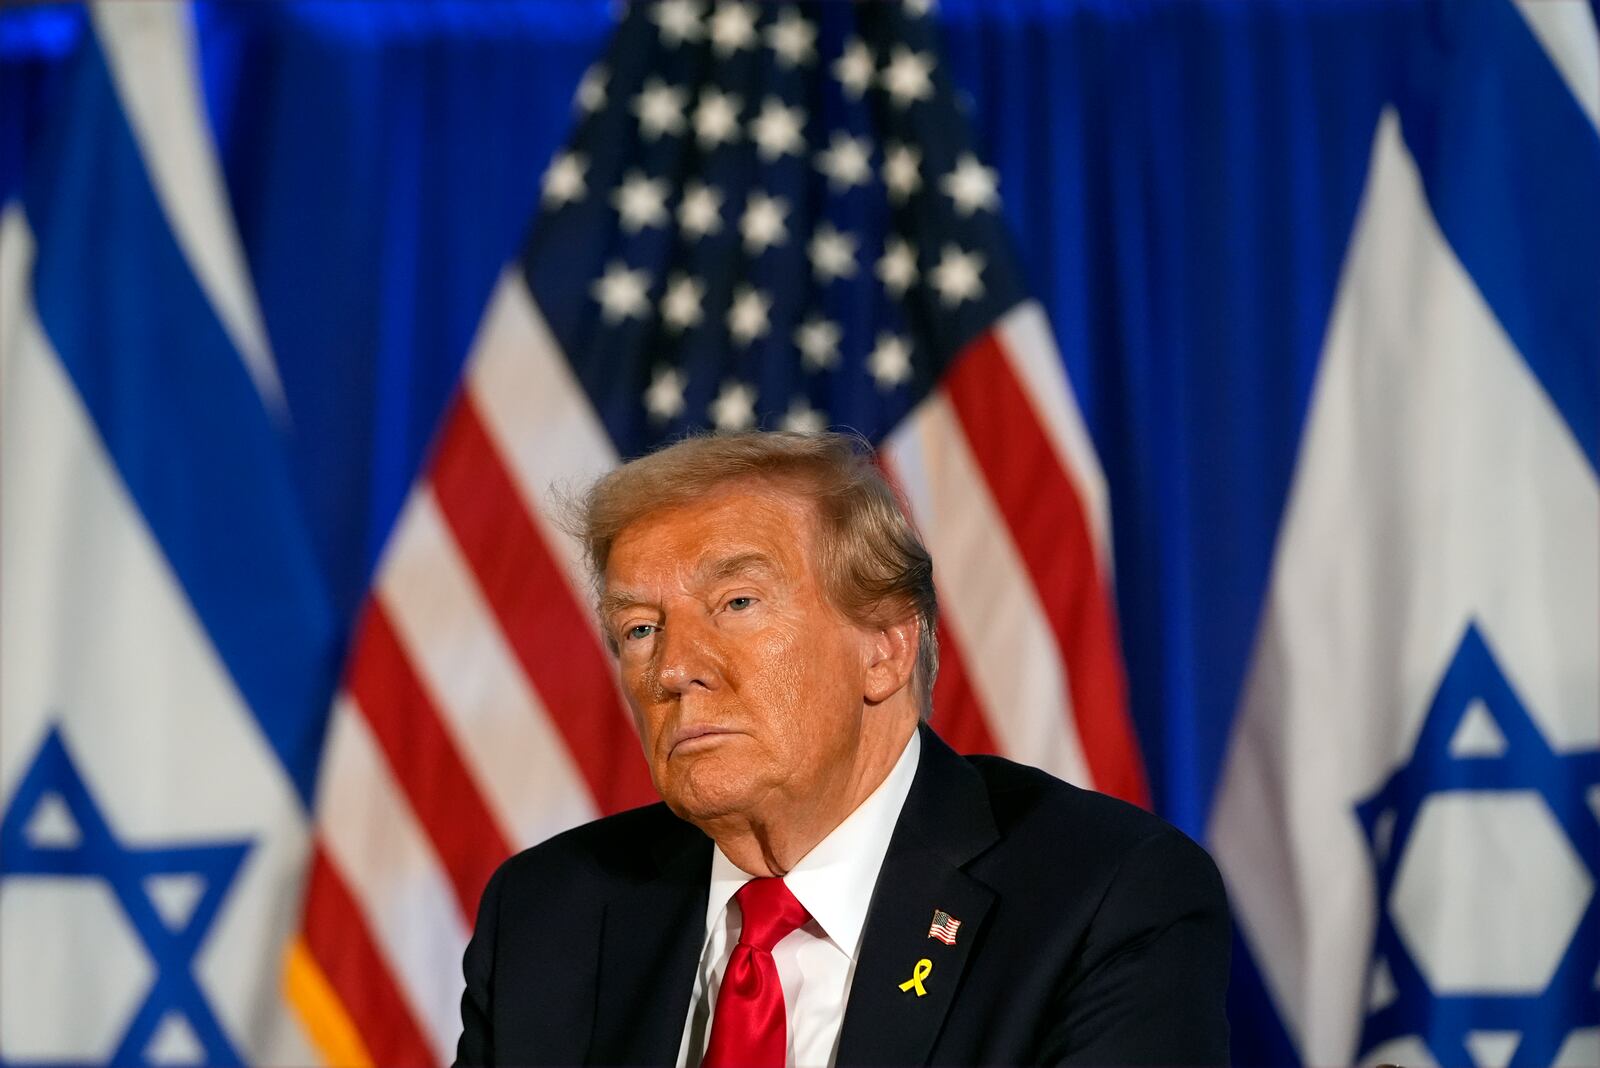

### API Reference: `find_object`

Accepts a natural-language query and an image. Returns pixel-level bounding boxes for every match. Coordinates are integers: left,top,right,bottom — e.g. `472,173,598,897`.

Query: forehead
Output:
603,480,823,589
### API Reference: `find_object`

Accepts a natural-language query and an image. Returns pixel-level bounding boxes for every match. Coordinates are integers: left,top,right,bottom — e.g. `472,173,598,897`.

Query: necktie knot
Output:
734,877,810,952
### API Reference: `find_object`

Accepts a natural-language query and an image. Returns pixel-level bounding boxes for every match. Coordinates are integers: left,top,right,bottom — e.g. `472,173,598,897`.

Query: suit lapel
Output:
590,819,712,1066
835,726,999,1067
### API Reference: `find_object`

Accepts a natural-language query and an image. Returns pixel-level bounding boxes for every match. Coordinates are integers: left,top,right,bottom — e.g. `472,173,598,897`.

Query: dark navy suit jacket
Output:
456,725,1230,1066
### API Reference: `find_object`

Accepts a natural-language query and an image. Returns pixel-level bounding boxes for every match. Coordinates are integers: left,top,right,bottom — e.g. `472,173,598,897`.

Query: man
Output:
456,431,1230,1066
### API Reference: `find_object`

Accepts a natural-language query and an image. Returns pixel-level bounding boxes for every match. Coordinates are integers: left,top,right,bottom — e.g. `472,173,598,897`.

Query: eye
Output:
726,596,756,612
623,623,658,642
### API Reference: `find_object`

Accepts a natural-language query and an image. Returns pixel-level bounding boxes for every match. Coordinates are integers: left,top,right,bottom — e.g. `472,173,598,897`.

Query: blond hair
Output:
573,431,939,714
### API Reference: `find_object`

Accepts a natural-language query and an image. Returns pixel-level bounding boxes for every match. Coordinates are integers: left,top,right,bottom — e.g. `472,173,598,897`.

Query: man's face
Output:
601,481,876,826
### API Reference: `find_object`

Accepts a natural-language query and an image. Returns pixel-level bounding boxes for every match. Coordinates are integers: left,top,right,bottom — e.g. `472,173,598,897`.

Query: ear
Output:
862,614,919,705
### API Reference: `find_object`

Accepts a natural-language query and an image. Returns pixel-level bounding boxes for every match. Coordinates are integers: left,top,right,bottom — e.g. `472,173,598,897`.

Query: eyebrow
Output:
597,589,646,620
702,551,780,585
598,551,781,619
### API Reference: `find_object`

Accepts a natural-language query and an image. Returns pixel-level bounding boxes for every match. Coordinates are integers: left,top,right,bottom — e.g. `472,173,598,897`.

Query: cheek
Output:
743,620,862,743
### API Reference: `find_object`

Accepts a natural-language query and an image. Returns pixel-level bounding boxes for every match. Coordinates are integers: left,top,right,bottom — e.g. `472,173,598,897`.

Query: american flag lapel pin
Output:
927,908,962,945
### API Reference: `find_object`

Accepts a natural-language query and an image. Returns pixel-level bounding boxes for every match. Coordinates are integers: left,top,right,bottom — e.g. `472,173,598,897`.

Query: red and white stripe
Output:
293,279,1145,1061
887,302,1145,802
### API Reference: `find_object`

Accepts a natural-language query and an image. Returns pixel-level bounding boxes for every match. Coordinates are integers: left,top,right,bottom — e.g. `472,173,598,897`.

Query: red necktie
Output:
701,878,811,1068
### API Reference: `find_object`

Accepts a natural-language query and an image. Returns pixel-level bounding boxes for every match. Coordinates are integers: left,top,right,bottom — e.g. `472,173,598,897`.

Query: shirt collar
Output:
705,729,922,959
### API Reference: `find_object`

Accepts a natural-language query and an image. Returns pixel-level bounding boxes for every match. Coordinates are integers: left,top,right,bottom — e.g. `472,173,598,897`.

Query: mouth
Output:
667,725,738,756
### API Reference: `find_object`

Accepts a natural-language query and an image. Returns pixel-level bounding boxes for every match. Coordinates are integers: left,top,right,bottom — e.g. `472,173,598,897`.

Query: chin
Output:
659,754,767,825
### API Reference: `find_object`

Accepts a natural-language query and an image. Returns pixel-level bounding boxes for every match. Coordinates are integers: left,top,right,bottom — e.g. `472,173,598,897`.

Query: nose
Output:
654,610,721,695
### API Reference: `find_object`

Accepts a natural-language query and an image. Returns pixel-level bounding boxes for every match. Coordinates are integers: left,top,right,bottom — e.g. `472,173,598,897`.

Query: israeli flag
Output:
1211,4,1600,1063
0,5,329,1063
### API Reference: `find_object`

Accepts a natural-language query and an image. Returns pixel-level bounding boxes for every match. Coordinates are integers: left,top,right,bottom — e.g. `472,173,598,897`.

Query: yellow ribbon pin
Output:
898,958,933,997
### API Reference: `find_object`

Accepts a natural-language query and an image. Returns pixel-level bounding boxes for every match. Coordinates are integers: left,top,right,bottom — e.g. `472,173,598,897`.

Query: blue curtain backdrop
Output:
5,2,1591,1062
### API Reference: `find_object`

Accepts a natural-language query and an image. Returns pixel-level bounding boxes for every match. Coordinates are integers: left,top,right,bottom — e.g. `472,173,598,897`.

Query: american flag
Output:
928,909,962,946
287,2,1146,1062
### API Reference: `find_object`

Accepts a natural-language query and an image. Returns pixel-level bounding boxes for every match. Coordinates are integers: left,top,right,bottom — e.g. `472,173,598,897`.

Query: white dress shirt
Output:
675,730,922,1068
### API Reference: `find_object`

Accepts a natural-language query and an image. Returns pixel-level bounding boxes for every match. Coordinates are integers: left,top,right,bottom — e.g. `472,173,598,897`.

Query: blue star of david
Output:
1353,623,1600,1068
0,728,250,1067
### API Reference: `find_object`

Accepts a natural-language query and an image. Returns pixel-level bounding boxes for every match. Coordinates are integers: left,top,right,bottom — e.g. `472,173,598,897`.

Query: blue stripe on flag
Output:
1399,0,1600,476
20,31,338,808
